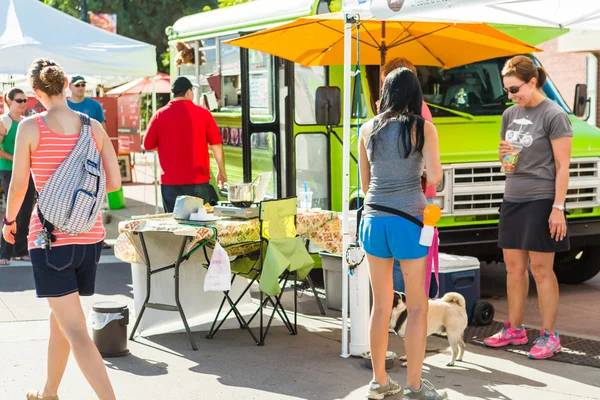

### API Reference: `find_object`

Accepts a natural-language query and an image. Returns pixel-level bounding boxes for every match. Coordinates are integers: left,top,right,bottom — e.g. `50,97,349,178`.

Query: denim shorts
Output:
359,215,428,261
29,242,103,298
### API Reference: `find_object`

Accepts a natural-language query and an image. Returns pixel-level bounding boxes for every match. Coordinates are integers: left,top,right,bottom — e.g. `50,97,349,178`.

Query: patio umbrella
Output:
224,12,541,68
106,72,171,96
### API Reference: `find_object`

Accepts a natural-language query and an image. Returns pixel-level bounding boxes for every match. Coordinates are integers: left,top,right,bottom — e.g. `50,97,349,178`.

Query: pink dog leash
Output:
425,227,440,299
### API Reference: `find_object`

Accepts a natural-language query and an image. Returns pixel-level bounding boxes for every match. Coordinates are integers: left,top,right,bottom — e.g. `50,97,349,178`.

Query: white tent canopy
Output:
371,0,600,29
0,0,157,77
369,0,529,21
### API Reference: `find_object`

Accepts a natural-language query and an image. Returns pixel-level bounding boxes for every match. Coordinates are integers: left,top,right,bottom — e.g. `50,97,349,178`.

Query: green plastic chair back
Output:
259,197,297,241
258,197,314,296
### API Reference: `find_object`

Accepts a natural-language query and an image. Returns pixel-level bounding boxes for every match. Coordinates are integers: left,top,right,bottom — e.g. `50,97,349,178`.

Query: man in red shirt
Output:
144,77,227,212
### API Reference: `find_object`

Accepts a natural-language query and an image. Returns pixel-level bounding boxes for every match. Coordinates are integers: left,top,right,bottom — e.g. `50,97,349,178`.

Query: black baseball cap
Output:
171,76,198,95
70,75,86,85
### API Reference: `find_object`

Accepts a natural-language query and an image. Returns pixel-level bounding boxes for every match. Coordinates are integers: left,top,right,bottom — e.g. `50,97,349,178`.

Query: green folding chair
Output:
206,197,314,345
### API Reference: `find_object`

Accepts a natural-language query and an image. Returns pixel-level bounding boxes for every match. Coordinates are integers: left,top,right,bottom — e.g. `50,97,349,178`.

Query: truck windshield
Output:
416,55,570,118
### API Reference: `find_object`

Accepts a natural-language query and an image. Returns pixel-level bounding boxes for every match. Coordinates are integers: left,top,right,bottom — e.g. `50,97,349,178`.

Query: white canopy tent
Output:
371,0,600,29
0,0,159,209
0,0,156,76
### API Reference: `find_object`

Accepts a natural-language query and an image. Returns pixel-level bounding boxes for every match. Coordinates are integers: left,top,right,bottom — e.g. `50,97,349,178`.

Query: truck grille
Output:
446,159,600,215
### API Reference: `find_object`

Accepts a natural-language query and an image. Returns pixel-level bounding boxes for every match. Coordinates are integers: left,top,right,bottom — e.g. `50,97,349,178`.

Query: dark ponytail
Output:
371,68,425,160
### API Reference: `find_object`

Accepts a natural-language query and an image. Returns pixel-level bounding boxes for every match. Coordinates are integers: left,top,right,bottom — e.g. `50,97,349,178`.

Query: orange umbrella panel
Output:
225,13,541,68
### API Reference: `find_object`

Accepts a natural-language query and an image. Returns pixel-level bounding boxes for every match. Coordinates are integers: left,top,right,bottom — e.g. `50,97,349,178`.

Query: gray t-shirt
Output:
500,99,573,202
362,118,427,217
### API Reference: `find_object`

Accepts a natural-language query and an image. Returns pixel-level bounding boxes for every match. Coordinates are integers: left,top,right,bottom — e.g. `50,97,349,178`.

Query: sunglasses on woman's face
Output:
503,82,526,95
13,98,28,104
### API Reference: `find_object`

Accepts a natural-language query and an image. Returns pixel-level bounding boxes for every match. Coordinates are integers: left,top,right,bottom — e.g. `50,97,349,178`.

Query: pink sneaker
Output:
528,330,561,360
484,321,528,347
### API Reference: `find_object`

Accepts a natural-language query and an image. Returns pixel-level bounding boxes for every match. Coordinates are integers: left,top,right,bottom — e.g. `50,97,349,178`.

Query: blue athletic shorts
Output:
359,215,428,260
29,242,103,298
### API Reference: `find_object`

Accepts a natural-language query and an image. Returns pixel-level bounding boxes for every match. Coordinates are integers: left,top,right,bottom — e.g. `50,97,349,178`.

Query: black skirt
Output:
498,199,570,253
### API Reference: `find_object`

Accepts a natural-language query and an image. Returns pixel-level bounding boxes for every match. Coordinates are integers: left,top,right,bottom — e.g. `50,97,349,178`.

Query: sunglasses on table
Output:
13,98,28,104
503,82,526,94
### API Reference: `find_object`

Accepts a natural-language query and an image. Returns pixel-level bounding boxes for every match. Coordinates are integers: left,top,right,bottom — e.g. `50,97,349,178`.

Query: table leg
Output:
294,271,298,333
129,232,151,340
129,233,198,351
306,274,326,316
174,236,198,350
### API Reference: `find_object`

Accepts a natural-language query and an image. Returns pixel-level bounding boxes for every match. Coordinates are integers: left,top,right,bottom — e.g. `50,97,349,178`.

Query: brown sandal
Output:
26,390,59,400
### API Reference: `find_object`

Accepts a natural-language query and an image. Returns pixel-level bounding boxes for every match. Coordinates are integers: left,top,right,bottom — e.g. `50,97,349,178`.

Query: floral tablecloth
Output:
114,211,342,264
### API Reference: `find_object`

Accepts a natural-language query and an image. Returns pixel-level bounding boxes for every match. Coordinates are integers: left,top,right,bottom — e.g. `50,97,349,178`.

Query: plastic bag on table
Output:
203,241,232,292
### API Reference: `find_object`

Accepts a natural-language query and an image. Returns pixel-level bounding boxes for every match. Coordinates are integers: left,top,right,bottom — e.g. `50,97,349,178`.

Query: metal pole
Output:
152,76,158,214
341,13,352,359
81,0,88,22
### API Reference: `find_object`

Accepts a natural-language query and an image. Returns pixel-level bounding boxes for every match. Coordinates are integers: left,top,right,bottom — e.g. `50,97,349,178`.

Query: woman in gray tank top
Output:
359,68,445,399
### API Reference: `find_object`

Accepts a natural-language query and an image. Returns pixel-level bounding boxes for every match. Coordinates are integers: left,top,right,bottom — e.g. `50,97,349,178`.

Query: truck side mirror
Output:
574,83,589,119
315,86,341,126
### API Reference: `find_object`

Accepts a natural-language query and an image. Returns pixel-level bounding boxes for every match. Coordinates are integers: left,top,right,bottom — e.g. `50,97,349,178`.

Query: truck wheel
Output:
472,301,494,326
554,246,600,284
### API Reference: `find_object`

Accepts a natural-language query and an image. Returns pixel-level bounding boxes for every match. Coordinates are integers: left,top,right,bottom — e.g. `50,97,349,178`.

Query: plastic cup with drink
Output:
501,141,523,175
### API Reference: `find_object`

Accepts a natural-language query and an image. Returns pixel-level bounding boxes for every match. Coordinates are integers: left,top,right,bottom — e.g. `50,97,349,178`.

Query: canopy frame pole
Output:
341,12,358,359
152,75,158,214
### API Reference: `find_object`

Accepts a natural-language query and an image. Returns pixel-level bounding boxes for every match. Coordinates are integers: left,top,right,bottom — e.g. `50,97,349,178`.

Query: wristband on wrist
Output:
3,215,15,226
552,204,565,211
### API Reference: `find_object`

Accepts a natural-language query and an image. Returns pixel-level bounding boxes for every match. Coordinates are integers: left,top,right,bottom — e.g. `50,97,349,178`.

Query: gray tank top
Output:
364,119,427,217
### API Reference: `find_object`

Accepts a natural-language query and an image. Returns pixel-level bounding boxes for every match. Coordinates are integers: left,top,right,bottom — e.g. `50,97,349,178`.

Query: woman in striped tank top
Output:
2,59,120,400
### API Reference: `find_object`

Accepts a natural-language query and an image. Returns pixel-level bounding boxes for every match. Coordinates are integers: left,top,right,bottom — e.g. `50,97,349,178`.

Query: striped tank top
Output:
28,116,106,250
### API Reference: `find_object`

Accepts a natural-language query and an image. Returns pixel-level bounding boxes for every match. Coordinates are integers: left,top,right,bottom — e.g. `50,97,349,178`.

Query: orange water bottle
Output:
419,204,442,246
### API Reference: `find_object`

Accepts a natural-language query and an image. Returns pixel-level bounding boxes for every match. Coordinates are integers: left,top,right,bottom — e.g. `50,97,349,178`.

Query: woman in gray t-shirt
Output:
484,56,572,361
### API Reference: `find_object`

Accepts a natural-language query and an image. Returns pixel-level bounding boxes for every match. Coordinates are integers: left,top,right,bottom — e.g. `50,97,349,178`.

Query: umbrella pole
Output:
152,75,158,214
341,13,353,359
380,21,386,66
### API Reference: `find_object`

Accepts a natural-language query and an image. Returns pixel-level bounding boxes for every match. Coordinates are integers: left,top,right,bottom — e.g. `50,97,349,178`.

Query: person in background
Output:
484,56,572,360
143,76,227,212
359,68,445,399
0,88,36,265
379,58,437,294
67,76,106,130
67,76,111,249
3,58,120,400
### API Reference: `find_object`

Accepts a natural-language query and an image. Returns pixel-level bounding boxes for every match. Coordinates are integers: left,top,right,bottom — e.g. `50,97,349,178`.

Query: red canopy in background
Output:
106,72,170,154
106,72,171,96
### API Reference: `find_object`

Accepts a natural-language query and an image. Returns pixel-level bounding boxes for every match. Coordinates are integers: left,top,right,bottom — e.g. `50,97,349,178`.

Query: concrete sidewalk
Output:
1,305,599,399
0,255,599,400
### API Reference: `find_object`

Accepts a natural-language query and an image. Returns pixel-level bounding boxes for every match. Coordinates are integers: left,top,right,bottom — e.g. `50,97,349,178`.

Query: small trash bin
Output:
91,302,130,357
320,252,345,311
320,252,373,312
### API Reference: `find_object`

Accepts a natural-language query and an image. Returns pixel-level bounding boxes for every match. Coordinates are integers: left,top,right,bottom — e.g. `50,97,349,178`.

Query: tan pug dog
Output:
390,291,468,366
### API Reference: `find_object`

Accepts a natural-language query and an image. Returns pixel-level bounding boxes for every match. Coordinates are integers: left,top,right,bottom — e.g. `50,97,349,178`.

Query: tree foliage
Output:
218,0,252,7
41,0,218,72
